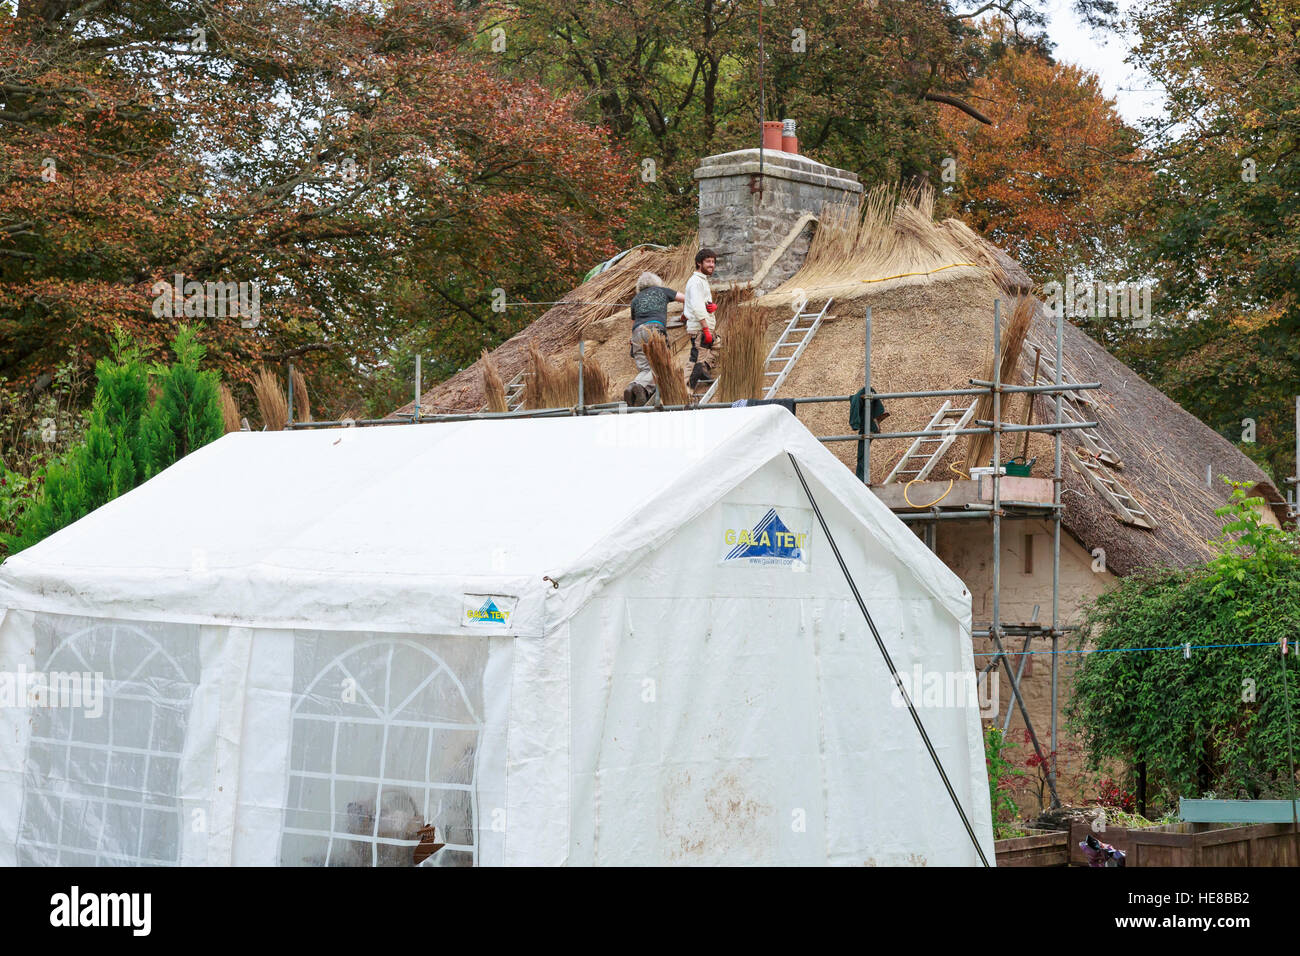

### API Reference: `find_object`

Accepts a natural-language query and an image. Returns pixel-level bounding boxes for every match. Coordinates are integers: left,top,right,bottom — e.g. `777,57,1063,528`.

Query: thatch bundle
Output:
717,300,766,403
252,369,288,431
523,341,573,410
579,354,611,406
521,340,613,409
290,367,311,423
768,185,986,305
218,384,241,434
480,349,509,413
642,329,691,407
964,295,1036,471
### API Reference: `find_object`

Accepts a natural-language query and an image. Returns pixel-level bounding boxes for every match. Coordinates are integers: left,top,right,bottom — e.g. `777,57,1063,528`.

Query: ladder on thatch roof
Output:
1056,396,1122,468
694,364,721,404
762,298,832,398
1025,337,1122,468
1025,338,1095,407
1070,449,1155,529
883,399,976,484
695,297,832,404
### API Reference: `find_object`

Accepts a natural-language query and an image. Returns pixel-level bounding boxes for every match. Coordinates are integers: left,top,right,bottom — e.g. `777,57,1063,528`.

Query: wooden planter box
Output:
1069,818,1300,866
1130,822,1300,867
995,829,1069,867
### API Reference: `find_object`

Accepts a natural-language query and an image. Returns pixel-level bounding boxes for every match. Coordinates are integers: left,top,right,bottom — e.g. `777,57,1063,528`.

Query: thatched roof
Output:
1024,301,1287,575
393,193,1283,577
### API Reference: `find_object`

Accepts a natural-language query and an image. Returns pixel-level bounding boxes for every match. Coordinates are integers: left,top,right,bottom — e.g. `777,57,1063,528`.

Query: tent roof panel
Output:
0,407,969,634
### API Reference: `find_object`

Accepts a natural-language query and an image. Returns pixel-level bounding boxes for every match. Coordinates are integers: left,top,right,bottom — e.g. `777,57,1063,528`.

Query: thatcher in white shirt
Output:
683,270,714,334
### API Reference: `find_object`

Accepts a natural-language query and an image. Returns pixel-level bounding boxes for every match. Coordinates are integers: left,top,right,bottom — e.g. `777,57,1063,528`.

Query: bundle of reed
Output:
710,282,754,322
579,354,611,406
480,349,509,413
642,330,690,407
217,384,241,434
290,366,312,422
964,295,1036,471
717,299,766,403
252,368,288,431
772,184,984,298
523,341,587,409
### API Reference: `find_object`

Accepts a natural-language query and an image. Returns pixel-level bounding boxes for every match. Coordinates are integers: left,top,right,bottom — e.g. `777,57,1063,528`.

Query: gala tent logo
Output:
462,594,516,627
720,506,812,571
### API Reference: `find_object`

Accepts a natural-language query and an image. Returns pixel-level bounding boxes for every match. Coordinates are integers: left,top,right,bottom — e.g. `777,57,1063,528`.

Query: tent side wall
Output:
563,456,993,865
0,605,515,866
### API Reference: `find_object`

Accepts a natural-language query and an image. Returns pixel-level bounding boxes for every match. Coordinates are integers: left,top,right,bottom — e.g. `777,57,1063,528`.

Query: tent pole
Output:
578,340,585,414
787,452,990,866
287,360,295,428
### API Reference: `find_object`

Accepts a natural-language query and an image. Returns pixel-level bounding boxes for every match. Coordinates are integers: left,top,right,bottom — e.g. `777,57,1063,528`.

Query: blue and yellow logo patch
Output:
466,599,507,624
723,508,808,566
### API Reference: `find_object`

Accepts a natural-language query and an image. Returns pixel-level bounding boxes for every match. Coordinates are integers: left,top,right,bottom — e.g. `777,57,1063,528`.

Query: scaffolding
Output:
284,300,1086,808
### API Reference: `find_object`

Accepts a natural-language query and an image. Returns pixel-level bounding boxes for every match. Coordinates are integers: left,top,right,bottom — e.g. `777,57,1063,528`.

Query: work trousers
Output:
686,333,715,384
629,323,666,390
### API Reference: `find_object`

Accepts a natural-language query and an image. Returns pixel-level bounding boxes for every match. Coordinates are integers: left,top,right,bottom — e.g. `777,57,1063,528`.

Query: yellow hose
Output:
903,460,968,509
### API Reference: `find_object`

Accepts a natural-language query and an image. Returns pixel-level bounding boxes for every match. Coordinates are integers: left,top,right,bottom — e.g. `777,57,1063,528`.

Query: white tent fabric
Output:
0,406,993,865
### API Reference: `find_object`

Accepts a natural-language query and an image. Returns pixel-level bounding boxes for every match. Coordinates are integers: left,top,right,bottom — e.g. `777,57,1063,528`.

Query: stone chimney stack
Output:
694,145,862,290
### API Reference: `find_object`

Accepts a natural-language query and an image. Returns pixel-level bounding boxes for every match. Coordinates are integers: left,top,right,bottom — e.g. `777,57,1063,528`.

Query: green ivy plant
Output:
1067,480,1300,811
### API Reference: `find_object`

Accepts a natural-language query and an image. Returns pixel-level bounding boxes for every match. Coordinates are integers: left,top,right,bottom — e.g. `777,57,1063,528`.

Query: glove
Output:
705,302,718,314
701,326,715,348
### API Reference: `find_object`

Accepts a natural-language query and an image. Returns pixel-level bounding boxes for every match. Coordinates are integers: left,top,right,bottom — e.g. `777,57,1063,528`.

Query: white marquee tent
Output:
0,405,993,866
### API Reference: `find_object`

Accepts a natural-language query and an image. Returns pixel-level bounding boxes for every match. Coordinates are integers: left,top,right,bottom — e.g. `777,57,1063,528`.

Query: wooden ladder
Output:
883,399,976,484
1025,339,1095,407
1070,449,1154,529
1025,339,1122,468
697,297,832,404
1056,398,1122,468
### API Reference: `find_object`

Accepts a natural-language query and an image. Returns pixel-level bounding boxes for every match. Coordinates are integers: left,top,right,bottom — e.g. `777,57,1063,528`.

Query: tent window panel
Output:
18,616,199,867
281,633,486,867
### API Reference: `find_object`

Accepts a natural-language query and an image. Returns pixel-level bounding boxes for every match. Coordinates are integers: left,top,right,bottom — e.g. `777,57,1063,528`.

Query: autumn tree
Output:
1114,0,1300,481
481,0,1121,244
0,0,635,424
938,19,1150,282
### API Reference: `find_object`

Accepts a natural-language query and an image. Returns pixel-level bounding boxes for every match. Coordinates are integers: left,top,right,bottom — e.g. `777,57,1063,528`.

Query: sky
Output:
1042,0,1166,125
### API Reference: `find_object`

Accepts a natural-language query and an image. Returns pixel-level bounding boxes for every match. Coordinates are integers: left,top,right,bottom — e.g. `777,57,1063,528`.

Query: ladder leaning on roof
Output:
1025,337,1121,468
1070,450,1155,528
882,399,976,484
1027,335,1154,528
699,297,833,404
